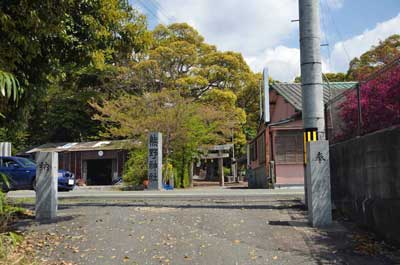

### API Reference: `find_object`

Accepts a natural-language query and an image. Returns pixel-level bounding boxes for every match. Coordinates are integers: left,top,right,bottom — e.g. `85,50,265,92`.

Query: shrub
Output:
223,167,231,176
163,162,174,185
123,145,148,187
339,61,400,139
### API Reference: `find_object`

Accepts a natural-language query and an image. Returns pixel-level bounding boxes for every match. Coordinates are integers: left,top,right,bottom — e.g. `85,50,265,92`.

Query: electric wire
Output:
135,0,167,24
148,0,176,22
322,0,352,63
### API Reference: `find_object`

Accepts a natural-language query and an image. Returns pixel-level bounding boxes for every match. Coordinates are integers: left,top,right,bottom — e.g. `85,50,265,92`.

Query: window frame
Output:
274,130,303,164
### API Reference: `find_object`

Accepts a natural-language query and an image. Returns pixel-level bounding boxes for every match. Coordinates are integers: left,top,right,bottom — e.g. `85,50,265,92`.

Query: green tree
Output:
125,23,255,98
0,70,21,118
0,0,152,148
294,72,352,83
347,34,400,80
127,23,258,141
236,72,262,139
91,89,245,187
123,142,148,187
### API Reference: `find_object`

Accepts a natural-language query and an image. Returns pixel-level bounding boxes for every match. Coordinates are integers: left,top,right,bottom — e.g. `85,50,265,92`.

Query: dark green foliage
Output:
0,0,151,149
294,72,353,83
123,144,148,187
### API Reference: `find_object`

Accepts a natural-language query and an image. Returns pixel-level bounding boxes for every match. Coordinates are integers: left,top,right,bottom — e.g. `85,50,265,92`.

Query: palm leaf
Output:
0,173,10,188
0,70,21,100
0,70,22,118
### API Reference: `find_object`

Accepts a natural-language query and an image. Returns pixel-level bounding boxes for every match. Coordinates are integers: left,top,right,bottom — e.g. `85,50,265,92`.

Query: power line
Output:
135,0,167,24
148,0,176,22
322,0,352,63
145,0,168,22
320,0,333,72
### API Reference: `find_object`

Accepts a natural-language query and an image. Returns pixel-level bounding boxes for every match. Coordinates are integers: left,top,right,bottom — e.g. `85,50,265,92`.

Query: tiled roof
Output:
25,139,138,153
271,82,358,111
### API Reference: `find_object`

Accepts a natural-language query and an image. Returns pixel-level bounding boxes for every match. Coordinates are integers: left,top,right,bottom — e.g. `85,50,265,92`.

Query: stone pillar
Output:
218,150,224,187
148,132,162,190
35,152,58,221
0,142,11,156
189,161,194,188
232,160,238,183
306,141,332,227
170,171,174,189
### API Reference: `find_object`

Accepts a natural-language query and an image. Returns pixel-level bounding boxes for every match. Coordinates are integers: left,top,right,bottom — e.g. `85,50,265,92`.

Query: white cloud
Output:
248,46,300,82
157,0,298,74
149,1,398,81
248,46,331,82
330,13,400,72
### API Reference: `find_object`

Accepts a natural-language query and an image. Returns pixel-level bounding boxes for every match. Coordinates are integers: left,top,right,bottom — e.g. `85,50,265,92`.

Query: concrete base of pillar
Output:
306,141,332,227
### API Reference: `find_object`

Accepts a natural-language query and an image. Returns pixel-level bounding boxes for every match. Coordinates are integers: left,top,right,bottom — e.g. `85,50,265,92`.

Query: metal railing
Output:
326,57,400,143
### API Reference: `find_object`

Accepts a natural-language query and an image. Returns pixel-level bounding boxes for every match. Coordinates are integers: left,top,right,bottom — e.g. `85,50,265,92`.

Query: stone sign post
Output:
0,142,11,156
148,132,162,190
218,150,224,187
35,152,58,221
306,140,332,227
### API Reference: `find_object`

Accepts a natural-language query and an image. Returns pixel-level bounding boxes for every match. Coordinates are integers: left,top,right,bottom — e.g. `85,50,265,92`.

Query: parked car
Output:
0,156,75,192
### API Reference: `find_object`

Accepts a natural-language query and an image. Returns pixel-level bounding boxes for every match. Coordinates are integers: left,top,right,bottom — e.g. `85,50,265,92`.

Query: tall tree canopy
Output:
92,22,261,141
347,34,400,80
127,23,254,98
91,89,246,186
294,72,353,83
0,0,152,146
0,3,261,163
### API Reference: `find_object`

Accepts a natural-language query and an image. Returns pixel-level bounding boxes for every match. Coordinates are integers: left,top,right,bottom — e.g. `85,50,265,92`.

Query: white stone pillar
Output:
0,142,11,156
218,150,224,187
35,152,58,221
306,141,332,227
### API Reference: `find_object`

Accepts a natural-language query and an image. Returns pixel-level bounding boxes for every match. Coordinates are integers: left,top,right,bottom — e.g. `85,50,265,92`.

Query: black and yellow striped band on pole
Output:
303,128,318,164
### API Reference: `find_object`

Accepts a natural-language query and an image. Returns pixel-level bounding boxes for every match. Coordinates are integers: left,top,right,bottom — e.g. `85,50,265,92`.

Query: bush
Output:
123,145,148,187
339,61,400,139
0,174,34,264
163,162,174,185
223,167,231,176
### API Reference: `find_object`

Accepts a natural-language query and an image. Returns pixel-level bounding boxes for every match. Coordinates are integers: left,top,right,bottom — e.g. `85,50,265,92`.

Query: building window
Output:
275,130,303,163
257,133,266,164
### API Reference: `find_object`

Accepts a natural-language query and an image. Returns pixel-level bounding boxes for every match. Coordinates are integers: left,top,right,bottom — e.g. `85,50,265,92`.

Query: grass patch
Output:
0,191,37,264
0,231,37,265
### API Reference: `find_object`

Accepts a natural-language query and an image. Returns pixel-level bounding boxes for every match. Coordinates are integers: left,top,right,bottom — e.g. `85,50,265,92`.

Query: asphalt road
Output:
12,194,400,265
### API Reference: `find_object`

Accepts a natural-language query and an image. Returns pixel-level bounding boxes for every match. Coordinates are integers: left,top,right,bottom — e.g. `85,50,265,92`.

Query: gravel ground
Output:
13,196,400,265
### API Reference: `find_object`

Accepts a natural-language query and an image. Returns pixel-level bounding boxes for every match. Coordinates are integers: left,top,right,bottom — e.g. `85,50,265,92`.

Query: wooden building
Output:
25,140,135,185
248,82,357,188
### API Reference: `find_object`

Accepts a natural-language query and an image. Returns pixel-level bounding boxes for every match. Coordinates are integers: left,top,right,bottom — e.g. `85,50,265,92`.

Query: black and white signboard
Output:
148,132,162,190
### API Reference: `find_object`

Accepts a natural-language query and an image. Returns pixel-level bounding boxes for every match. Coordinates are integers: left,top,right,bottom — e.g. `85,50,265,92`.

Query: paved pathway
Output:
13,194,399,265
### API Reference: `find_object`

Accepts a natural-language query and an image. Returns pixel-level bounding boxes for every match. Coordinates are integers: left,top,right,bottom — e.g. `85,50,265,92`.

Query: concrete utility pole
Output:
299,0,325,136
299,0,332,227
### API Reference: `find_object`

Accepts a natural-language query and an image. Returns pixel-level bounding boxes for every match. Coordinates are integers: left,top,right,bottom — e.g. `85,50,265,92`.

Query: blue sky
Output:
130,0,400,81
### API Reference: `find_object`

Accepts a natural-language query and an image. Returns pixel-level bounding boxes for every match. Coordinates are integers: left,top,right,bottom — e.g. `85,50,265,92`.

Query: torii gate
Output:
199,144,234,187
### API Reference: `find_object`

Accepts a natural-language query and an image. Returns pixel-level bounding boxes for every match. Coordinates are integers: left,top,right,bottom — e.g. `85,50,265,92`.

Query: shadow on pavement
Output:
11,215,79,231
48,200,306,211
